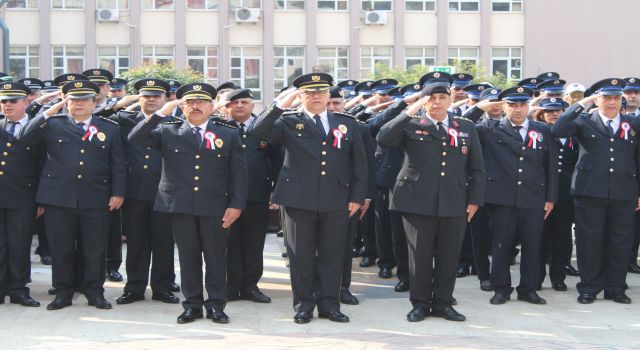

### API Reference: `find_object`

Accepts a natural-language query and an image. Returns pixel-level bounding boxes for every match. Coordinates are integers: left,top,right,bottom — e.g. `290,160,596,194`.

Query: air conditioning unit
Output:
97,9,120,22
234,7,260,23
364,11,387,25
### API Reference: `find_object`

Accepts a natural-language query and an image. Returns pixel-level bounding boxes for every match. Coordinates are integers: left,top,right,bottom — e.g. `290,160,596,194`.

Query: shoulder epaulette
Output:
282,110,299,116
97,116,120,126
453,116,473,123
47,114,67,119
164,119,183,125
333,112,353,119
214,121,237,129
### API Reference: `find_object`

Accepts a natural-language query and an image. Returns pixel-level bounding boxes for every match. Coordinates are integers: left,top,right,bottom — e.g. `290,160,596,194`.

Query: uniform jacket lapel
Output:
589,110,612,137
300,113,324,139
66,116,87,137
499,117,523,142
179,119,199,150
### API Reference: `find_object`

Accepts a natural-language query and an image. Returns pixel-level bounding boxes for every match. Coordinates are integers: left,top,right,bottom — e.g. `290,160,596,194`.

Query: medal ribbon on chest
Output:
527,130,540,149
332,129,344,149
620,122,630,140
204,131,217,150
82,125,99,141
448,128,459,147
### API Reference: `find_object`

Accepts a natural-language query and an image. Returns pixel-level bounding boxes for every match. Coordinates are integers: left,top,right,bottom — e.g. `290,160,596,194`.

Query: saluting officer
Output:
552,78,639,304
377,82,485,323
476,87,559,306
251,73,368,324
0,82,43,307
129,82,248,324
19,80,127,311
112,78,180,306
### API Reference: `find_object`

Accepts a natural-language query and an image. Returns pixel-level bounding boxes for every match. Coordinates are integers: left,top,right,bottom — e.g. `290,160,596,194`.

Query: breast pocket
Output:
408,132,434,143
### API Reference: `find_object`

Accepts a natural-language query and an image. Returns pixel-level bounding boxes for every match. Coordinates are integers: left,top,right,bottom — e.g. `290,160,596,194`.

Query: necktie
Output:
606,120,615,136
193,127,202,148
313,115,326,139
437,121,447,136
513,125,524,142
7,121,17,137
76,122,85,132
239,122,246,137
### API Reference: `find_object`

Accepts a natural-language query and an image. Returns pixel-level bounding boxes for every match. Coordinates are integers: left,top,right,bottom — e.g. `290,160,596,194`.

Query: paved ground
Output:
2,234,639,349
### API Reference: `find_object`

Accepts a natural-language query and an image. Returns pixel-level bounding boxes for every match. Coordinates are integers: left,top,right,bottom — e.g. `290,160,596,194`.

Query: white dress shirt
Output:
304,109,329,134
510,118,529,140
187,119,209,138
427,115,450,133
5,115,29,137
599,111,621,134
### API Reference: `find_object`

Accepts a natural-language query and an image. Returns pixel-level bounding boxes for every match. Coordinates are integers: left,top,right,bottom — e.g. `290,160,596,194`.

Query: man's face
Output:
96,83,109,101
27,90,42,103
182,99,213,125
67,98,97,119
138,94,167,115
227,98,254,120
300,90,330,113
504,102,529,124
0,98,29,120
327,97,345,113
374,92,391,105
486,99,504,118
168,92,177,101
452,87,467,102
624,91,640,108
424,93,452,118
542,110,562,125
596,94,623,118
110,89,126,98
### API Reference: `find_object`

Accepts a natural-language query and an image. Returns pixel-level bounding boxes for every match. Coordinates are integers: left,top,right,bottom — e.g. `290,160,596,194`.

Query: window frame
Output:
448,0,479,12
405,0,436,12
316,0,348,11
97,46,130,76
491,0,522,12
96,0,129,10
490,47,523,81
361,0,392,11
360,46,392,80
6,0,39,9
9,45,40,79
141,0,174,10
275,0,305,10
229,0,261,8
404,47,437,70
186,46,219,86
273,46,305,97
186,0,218,10
142,46,175,66
230,46,263,101
51,0,84,9
447,47,479,67
52,45,85,77
316,47,349,81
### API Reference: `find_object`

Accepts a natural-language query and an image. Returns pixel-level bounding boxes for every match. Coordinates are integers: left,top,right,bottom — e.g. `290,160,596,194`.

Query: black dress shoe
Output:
456,266,470,278
339,289,359,305
318,310,349,323
604,293,632,304
106,269,123,282
480,280,493,292
577,293,596,304
40,255,53,265
206,306,230,324
564,264,580,277
47,297,72,310
394,280,410,292
88,296,112,309
116,291,144,305
167,282,181,293
240,289,272,303
48,287,57,295
431,306,466,322
378,266,392,279
10,296,40,307
293,310,313,324
359,256,375,268
490,291,510,305
152,291,180,304
517,291,547,305
628,263,640,274
406,307,427,322
552,282,568,291
177,308,203,324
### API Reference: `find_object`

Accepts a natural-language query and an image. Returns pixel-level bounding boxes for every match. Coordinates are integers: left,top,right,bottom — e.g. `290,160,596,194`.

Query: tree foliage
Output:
120,63,205,94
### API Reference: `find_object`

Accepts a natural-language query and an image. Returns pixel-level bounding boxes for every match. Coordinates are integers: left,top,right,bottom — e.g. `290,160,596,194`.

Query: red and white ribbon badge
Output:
620,122,630,140
527,130,540,149
82,125,99,141
203,131,217,150
332,129,344,149
448,128,459,147
568,137,573,150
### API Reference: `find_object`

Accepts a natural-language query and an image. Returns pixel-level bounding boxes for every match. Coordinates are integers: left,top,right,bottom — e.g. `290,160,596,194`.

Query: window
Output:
448,47,479,66
187,47,218,86
406,0,435,11
405,47,436,70
7,0,38,9
142,46,175,65
98,46,130,76
97,0,128,9
186,0,217,9
276,0,303,10
230,0,260,7
9,46,39,79
51,0,83,9
273,47,304,96
52,46,84,76
317,0,347,10
317,47,349,81
361,0,391,11
492,0,522,12
360,46,392,79
230,47,262,100
491,47,522,80
141,0,173,9
448,0,478,12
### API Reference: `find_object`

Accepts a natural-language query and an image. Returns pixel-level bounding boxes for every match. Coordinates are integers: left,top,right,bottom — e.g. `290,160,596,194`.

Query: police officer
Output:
25,73,87,118
19,80,126,310
17,78,44,103
223,88,283,303
251,73,368,324
476,86,559,306
166,80,183,117
377,82,485,322
129,82,248,324
622,77,640,274
108,78,128,103
0,82,42,307
112,78,180,306
552,78,638,304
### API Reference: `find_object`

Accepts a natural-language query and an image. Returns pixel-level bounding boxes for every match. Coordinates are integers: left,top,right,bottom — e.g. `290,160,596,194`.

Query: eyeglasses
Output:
0,99,21,104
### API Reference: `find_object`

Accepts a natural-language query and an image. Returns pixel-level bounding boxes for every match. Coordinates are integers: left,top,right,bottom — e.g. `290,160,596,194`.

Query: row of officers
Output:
0,68,639,325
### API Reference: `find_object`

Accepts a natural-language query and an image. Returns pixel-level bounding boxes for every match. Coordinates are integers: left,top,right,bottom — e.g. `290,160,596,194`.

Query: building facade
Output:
4,0,630,104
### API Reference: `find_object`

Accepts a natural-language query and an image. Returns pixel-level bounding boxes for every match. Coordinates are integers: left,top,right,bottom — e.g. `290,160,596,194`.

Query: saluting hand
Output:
476,100,505,112
278,89,303,110
466,204,479,222
402,92,421,104
109,196,124,211
222,208,242,228
544,202,555,220
114,94,140,110
44,97,68,117
158,98,185,116
348,202,361,218
405,95,431,117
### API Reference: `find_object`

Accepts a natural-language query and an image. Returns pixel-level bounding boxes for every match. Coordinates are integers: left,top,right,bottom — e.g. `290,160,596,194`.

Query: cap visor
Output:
139,90,165,96
598,90,623,96
67,94,96,99
0,95,25,100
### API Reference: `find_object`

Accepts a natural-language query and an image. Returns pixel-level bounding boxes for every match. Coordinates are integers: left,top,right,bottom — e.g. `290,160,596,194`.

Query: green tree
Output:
120,63,205,94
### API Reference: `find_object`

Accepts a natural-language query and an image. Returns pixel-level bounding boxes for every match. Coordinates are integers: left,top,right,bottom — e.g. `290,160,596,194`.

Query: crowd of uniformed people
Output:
0,66,639,325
